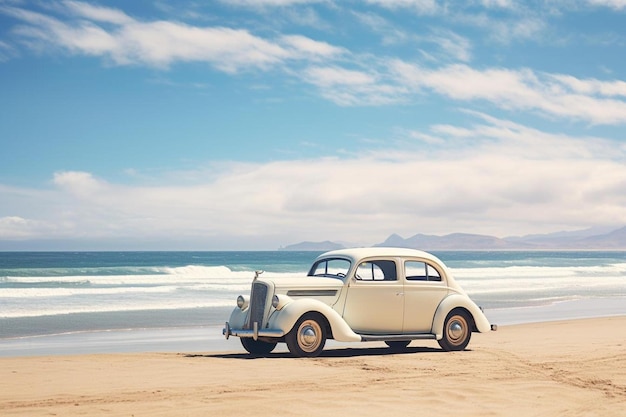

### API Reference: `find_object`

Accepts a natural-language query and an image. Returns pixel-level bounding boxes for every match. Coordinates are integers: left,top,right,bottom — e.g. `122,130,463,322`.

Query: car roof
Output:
316,247,443,264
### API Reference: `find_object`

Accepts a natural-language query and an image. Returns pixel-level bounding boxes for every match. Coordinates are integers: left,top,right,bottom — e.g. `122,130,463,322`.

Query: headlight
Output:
237,295,249,310
271,294,291,310
271,294,280,308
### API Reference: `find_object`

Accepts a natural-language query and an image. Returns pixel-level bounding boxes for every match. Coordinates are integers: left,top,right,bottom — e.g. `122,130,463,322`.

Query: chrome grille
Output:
247,282,268,329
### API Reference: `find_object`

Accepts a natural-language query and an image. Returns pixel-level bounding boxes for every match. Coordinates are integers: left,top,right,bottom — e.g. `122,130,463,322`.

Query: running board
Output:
359,333,436,342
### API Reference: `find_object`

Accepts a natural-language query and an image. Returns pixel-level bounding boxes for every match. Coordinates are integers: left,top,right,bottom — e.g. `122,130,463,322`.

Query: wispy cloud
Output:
0,1,622,115
63,0,134,25
390,62,626,124
4,2,624,124
299,65,407,105
480,0,517,9
352,11,409,46
423,28,472,62
1,1,340,71
365,0,439,15
0,39,15,61
456,12,546,44
586,0,626,10
280,34,345,59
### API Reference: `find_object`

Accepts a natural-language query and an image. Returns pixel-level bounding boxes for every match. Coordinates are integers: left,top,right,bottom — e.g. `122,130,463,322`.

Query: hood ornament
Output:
253,270,264,281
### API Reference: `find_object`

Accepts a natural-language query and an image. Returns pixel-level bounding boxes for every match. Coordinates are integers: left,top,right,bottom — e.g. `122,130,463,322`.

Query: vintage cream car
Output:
223,247,496,357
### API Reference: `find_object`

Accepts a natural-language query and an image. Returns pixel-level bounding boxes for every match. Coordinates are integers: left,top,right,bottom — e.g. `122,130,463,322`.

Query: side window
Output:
405,261,442,282
355,260,397,281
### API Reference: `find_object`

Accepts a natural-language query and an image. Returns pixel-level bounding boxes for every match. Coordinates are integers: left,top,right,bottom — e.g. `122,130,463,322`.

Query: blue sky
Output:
1,0,626,250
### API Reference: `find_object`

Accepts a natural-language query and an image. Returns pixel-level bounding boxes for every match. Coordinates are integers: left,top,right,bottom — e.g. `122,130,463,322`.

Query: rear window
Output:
405,261,442,281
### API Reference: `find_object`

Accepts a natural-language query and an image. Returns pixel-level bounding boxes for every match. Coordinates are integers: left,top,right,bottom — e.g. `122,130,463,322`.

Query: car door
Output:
341,259,404,334
402,260,449,333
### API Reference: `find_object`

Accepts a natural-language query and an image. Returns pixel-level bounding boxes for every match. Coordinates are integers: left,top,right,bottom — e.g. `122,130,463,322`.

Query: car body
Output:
223,247,496,357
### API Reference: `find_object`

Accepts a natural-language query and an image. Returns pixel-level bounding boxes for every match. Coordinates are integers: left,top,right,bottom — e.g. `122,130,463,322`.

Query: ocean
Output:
1,250,625,352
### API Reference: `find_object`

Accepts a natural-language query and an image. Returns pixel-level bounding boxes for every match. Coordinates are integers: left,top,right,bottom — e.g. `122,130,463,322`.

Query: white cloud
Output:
365,0,439,14
586,0,626,10
2,2,339,71
352,11,409,45
425,28,472,62
53,171,107,197
63,0,134,25
353,13,471,62
480,0,516,8
365,0,546,43
116,22,288,70
303,65,377,86
1,116,625,247
547,74,626,97
300,65,408,105
390,62,626,124
280,35,346,59
447,9,546,44
0,216,42,239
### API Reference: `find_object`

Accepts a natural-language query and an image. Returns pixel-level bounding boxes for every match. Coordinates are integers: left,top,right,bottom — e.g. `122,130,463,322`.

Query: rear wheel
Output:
240,338,277,355
285,314,326,357
438,310,472,351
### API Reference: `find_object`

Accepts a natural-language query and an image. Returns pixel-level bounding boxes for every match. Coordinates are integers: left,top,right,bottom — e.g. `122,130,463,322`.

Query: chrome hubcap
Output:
298,320,321,352
447,315,467,345
450,322,463,339
302,327,316,344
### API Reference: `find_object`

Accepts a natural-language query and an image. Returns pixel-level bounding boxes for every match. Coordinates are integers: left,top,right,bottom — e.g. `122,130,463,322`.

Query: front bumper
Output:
223,321,285,341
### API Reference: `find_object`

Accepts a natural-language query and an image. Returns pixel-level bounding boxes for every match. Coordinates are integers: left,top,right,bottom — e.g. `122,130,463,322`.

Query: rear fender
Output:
432,294,492,339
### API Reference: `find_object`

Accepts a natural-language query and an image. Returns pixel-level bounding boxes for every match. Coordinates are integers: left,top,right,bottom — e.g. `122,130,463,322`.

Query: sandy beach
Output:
1,316,625,416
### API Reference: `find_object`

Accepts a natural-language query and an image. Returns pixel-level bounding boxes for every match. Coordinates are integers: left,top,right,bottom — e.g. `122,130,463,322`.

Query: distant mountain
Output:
506,225,618,242
280,241,345,251
376,232,527,250
579,226,626,249
281,226,626,251
375,226,626,250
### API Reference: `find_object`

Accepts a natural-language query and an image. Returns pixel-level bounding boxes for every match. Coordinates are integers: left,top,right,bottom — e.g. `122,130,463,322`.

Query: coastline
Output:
1,316,625,417
1,296,624,357
3,249,624,358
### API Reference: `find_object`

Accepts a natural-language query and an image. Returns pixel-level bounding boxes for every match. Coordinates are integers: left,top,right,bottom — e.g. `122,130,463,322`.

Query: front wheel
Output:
438,310,472,351
285,314,326,357
240,338,277,355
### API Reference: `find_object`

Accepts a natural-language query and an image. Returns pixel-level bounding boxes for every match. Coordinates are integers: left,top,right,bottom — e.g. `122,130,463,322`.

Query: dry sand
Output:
1,316,625,416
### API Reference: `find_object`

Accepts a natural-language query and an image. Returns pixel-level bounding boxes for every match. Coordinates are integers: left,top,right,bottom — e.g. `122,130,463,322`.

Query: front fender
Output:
432,294,492,339
228,306,248,330
268,298,361,342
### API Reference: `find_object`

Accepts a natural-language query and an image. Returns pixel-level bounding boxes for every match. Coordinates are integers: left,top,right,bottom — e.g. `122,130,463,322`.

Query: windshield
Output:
307,258,351,279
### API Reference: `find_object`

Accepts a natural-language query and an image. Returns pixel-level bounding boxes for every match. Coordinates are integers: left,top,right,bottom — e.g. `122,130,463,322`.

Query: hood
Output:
259,276,344,306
